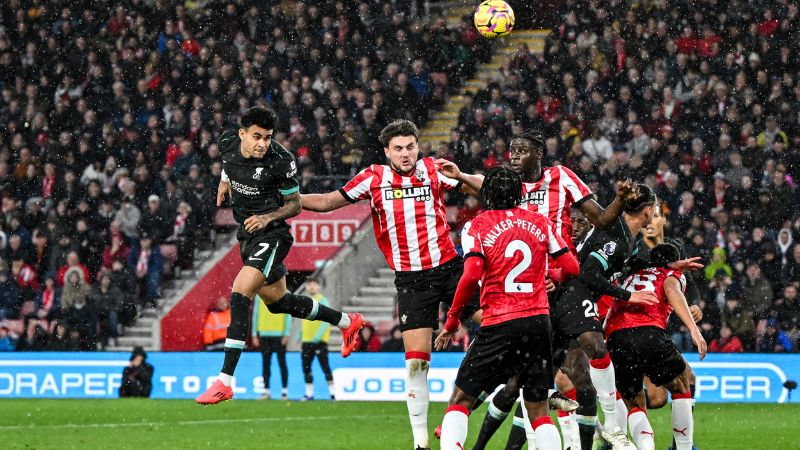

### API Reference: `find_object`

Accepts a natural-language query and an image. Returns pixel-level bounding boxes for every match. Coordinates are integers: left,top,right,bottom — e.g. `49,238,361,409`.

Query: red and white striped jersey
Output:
518,165,592,250
339,157,460,272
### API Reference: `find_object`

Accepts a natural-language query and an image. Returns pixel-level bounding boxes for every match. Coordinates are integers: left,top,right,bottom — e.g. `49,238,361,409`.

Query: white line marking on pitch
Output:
0,414,393,431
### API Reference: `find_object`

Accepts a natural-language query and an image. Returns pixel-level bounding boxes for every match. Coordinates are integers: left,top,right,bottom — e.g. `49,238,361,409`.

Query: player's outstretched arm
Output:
580,179,636,228
579,256,657,305
665,276,707,359
549,250,580,281
243,192,302,233
300,191,350,212
434,158,484,196
435,256,483,351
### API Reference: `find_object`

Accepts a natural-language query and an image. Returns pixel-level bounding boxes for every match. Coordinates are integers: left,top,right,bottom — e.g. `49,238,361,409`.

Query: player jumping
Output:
301,119,483,450
437,129,637,449
599,203,704,449
605,243,707,450
195,107,364,405
435,166,581,450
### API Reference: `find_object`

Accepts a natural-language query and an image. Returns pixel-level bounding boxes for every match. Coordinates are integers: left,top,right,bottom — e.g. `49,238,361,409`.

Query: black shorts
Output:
551,279,603,367
258,336,286,353
239,230,293,285
394,257,481,332
607,326,687,399
455,315,553,402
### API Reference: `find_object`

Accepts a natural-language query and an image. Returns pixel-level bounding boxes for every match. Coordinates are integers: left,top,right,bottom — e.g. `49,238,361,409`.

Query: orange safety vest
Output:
203,310,231,345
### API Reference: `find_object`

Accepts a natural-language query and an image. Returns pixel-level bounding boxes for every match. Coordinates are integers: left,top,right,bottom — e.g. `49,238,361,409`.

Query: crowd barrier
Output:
0,352,798,403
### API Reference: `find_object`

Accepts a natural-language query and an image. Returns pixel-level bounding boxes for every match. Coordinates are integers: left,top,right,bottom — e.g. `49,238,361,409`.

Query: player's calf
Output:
472,381,518,450
262,289,363,357
643,376,669,409
562,348,598,450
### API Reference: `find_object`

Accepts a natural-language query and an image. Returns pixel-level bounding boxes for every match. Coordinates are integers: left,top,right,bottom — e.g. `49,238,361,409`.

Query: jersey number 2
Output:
504,240,533,293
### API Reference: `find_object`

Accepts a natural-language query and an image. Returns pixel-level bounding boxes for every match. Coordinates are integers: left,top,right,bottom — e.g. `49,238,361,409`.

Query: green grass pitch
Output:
0,399,796,449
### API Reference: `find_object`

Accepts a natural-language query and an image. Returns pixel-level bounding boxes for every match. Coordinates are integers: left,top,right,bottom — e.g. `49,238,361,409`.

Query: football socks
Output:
440,405,470,450
405,352,431,449
589,353,618,430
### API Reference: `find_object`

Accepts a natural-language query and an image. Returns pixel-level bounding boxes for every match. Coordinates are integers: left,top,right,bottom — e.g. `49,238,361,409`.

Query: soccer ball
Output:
473,0,515,39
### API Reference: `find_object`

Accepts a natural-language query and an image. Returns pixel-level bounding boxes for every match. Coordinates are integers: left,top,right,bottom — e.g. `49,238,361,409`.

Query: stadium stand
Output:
1,0,800,355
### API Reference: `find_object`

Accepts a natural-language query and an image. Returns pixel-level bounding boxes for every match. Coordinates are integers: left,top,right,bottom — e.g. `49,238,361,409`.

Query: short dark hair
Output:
240,107,277,130
512,129,545,149
306,276,320,285
624,183,657,213
480,166,522,210
650,243,680,268
379,119,419,148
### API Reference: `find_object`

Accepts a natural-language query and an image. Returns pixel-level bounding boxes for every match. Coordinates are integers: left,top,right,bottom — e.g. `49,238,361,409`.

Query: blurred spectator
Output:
203,296,230,351
119,347,154,398
128,234,163,308
709,325,745,353
57,251,91,287
758,320,795,353
101,229,131,272
444,324,471,352
0,261,21,320
89,274,123,348
35,276,60,321
167,201,196,272
139,195,170,243
62,274,96,351
773,285,800,334
455,195,484,232
741,263,774,321
114,200,141,241
0,325,16,351
356,322,381,352
297,278,334,401
380,325,404,352
252,295,291,401
722,291,756,351
109,259,137,327
15,317,48,351
46,320,79,351
704,248,733,282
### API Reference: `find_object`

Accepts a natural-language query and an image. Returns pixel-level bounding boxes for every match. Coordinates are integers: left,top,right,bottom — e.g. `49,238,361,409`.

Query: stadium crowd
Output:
0,0,487,351
1,0,799,354
441,0,800,354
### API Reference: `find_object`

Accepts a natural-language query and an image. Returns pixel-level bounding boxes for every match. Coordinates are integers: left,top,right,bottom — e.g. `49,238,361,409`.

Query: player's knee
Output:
563,359,591,389
522,398,548,420
492,385,519,411
667,366,692,395
579,336,607,360
504,375,520,393
448,388,475,409
646,388,668,409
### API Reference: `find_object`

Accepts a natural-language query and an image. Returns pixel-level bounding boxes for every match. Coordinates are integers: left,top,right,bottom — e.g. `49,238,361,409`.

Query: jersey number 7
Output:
249,243,270,260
